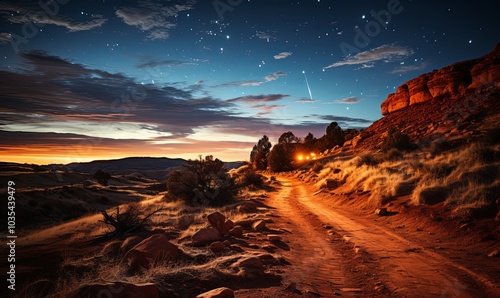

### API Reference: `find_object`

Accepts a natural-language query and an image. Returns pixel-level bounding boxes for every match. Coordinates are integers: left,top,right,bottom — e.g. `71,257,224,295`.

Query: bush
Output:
312,162,323,173
100,203,161,237
268,143,294,172
167,156,236,206
381,128,413,152
93,170,111,186
356,153,379,167
238,168,265,187
384,148,404,161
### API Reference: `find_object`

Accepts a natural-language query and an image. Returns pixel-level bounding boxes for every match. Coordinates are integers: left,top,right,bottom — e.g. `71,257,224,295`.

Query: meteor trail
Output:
302,71,313,100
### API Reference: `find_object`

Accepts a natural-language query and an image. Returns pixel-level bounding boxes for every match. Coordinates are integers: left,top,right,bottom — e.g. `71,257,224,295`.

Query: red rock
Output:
196,287,235,298
207,212,226,234
209,241,226,253
192,227,222,246
228,226,243,237
121,234,179,270
222,219,235,235
75,282,159,298
381,44,499,115
252,220,267,231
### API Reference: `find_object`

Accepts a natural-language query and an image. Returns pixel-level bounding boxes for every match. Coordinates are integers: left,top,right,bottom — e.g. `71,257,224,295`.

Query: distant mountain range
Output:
0,157,244,182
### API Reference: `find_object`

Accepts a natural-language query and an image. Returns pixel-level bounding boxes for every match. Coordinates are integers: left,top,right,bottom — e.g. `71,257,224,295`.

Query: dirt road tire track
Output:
266,177,499,297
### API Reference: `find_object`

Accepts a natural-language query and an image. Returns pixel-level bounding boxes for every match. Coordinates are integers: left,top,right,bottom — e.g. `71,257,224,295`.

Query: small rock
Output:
459,223,473,230
252,220,267,231
222,240,231,247
209,241,226,253
323,224,333,230
196,287,234,298
75,282,159,298
375,208,388,216
267,234,282,242
228,226,243,237
121,234,179,270
487,249,499,257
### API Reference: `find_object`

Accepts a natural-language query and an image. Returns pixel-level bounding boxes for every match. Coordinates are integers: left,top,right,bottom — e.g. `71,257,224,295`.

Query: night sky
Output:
0,0,498,164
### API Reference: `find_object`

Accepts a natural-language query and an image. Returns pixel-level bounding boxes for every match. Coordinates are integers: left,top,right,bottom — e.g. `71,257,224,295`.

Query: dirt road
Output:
264,177,499,297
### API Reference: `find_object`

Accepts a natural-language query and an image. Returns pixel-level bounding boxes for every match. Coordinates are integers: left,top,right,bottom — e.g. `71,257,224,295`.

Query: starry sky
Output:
0,0,498,164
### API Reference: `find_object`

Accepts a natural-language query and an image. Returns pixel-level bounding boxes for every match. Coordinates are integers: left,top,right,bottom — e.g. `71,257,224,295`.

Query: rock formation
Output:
381,44,500,115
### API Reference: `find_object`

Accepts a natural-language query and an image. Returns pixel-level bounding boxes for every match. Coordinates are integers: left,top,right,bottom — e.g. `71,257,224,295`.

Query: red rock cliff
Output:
381,44,500,115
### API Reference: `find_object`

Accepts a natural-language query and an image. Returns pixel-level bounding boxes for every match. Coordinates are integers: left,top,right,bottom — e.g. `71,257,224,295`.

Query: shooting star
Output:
302,70,313,100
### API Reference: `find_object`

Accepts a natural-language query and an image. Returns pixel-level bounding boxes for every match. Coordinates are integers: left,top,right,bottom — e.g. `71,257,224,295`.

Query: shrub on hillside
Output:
94,169,111,186
100,203,162,237
238,167,265,188
356,153,379,167
167,155,237,206
268,143,294,172
381,128,413,152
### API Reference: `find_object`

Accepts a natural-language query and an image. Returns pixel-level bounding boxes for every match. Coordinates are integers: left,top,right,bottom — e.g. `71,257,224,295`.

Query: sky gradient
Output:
0,0,498,164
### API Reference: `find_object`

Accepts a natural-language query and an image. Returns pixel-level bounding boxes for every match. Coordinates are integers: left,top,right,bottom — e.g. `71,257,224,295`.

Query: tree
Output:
251,135,272,170
278,131,299,145
94,169,111,186
325,122,345,149
268,143,294,172
304,132,317,151
167,155,236,206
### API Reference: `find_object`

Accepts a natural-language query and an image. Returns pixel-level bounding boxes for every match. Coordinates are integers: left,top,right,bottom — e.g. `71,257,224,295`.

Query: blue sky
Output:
0,0,497,164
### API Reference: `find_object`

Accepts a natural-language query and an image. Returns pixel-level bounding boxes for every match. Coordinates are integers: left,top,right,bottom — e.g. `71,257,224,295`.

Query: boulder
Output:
121,234,179,270
228,226,243,237
375,208,388,216
192,227,222,246
209,241,226,253
196,287,235,298
207,212,226,234
230,256,265,278
237,201,258,213
120,236,143,254
74,282,159,298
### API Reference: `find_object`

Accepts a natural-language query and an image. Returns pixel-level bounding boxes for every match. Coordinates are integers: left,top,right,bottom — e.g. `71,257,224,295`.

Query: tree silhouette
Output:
251,135,272,170
94,169,111,186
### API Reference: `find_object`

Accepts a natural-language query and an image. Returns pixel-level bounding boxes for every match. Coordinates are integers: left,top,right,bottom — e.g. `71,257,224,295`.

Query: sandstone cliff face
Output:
381,44,500,115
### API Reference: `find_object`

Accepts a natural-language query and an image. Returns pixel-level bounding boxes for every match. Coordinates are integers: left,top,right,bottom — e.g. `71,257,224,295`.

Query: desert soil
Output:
4,176,500,297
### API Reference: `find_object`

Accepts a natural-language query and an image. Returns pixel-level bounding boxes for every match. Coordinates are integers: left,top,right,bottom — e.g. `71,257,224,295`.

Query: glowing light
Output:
297,155,304,161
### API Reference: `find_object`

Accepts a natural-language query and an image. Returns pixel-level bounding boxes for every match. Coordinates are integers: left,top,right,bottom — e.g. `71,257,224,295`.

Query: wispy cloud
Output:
0,2,107,32
274,52,292,60
217,71,286,88
116,0,196,40
296,98,319,103
0,33,12,44
135,59,196,69
324,44,413,69
334,97,360,104
253,104,285,116
390,61,431,74
227,94,288,104
255,30,276,42
309,114,373,125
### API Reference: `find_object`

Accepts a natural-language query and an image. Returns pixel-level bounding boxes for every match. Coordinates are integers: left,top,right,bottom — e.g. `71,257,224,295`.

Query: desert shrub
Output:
312,162,323,173
268,143,294,172
100,203,161,236
167,156,236,206
468,142,498,163
356,153,379,167
238,167,265,187
484,128,500,145
381,128,413,152
384,148,404,160
93,170,111,186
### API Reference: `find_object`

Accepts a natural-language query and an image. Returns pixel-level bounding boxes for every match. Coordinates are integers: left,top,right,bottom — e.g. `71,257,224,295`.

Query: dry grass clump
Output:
315,141,500,214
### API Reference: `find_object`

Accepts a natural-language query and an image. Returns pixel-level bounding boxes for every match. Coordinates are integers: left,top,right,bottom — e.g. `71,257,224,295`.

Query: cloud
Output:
390,61,431,74
324,44,414,69
334,97,360,104
227,94,288,104
265,71,286,82
274,52,292,60
136,59,194,69
252,104,285,116
116,0,196,40
309,114,373,125
217,71,286,88
296,99,318,103
255,31,275,41
0,33,12,44
0,2,107,32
